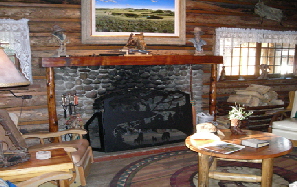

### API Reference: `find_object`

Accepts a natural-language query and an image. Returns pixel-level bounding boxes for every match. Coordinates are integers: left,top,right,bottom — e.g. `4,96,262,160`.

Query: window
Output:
224,42,296,78
215,28,297,79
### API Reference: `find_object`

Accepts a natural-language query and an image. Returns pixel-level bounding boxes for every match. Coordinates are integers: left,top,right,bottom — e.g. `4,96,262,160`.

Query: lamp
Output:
0,47,30,87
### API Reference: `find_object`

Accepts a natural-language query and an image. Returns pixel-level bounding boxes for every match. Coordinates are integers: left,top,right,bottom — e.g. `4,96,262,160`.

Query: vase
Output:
230,118,246,135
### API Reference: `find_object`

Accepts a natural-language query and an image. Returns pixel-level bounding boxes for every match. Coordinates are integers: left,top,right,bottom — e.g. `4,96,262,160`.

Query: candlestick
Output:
62,94,66,106
74,94,78,105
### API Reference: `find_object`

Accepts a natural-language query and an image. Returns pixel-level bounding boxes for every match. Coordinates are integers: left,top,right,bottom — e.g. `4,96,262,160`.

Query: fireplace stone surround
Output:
41,55,222,133
54,64,204,120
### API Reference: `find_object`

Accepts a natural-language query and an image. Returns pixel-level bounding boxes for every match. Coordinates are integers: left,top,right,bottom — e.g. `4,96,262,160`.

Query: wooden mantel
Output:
42,55,223,133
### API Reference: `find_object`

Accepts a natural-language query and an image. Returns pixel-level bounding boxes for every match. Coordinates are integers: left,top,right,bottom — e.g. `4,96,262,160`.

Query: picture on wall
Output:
81,0,185,45
94,0,175,34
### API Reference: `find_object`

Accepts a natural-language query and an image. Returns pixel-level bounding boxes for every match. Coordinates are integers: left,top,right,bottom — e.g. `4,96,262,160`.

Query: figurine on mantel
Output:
122,32,150,55
52,25,69,57
189,27,207,56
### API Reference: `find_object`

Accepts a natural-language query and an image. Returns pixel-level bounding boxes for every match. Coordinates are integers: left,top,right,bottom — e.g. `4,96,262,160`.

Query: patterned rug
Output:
110,148,297,187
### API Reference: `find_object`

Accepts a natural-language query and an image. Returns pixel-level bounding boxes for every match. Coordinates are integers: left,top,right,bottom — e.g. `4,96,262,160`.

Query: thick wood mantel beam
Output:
42,55,223,132
42,55,223,67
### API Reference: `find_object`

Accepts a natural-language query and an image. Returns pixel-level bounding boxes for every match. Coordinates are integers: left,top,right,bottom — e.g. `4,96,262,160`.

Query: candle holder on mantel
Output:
61,93,79,118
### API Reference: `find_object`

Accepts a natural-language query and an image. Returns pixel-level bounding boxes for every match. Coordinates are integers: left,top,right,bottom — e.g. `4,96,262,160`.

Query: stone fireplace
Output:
53,64,203,151
54,64,204,120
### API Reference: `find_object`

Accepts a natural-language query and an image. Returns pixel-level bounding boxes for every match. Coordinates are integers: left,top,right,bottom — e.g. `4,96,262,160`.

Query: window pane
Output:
275,66,281,74
275,57,281,65
232,57,240,66
231,66,239,75
247,66,255,75
248,56,256,65
249,43,256,47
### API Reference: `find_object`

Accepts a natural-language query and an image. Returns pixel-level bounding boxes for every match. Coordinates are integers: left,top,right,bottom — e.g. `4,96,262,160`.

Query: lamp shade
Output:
0,48,30,87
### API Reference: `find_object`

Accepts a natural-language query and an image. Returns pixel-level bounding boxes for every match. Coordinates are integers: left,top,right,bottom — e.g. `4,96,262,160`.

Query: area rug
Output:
110,148,297,187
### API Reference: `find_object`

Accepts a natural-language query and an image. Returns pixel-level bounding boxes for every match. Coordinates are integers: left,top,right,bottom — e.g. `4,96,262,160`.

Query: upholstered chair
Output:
271,91,297,146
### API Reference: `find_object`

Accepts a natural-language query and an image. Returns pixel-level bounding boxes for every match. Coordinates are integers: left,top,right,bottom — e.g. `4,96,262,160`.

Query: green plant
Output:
228,104,253,120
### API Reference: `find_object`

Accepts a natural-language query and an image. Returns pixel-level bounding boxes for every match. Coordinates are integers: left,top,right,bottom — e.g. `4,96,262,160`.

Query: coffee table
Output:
0,148,74,186
185,129,293,187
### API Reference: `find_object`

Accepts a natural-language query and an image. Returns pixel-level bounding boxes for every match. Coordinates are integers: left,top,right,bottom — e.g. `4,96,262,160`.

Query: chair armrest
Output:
22,129,87,139
28,142,79,153
268,110,291,132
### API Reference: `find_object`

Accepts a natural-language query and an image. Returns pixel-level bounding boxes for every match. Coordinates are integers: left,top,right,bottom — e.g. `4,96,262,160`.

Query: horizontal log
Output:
209,171,262,182
18,120,49,126
0,2,80,8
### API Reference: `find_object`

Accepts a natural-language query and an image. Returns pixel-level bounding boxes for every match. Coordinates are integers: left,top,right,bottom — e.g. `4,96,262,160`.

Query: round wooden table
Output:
185,129,293,187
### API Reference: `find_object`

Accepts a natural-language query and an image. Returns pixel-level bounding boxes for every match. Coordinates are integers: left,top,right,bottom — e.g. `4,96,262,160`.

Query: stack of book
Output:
241,138,269,148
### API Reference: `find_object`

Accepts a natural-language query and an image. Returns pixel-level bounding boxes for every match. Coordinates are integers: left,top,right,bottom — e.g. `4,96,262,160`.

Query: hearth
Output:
85,88,193,152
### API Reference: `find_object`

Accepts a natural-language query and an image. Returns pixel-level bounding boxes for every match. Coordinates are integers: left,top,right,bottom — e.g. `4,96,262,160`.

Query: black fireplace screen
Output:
85,89,193,152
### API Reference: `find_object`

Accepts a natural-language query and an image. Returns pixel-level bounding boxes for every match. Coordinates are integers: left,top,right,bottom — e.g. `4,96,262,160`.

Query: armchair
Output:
0,109,93,187
271,91,297,147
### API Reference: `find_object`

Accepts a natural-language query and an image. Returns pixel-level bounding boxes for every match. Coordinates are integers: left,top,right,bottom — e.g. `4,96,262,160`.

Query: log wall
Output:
0,0,296,132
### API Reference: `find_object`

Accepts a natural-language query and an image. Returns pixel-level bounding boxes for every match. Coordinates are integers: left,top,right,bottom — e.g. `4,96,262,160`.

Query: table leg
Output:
198,153,210,187
59,179,70,187
261,158,273,187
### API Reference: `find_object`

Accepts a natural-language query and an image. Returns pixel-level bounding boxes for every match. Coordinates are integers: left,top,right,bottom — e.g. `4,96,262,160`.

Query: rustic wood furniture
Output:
0,109,93,187
0,148,73,187
41,55,223,133
185,129,293,187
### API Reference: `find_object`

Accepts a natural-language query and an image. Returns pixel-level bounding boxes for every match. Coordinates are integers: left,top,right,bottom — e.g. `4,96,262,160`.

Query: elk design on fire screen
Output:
85,89,193,152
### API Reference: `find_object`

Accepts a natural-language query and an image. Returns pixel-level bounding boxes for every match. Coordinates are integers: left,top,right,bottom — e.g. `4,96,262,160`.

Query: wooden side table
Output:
0,148,74,186
185,129,293,187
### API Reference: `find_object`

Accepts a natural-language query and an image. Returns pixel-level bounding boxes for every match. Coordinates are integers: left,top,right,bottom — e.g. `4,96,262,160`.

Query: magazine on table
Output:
198,141,245,154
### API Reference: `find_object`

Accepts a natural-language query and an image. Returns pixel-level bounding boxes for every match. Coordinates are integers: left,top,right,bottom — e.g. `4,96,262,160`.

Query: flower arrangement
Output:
228,104,253,120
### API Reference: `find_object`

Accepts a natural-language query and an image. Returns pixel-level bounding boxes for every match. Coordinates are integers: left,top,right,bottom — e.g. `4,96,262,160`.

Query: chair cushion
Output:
272,118,297,131
272,128,297,140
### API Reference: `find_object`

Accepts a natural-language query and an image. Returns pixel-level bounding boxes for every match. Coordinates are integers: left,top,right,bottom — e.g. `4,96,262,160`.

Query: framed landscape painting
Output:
81,0,185,45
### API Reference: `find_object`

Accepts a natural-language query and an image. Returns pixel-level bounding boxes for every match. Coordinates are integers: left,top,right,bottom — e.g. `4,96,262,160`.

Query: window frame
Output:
221,43,297,80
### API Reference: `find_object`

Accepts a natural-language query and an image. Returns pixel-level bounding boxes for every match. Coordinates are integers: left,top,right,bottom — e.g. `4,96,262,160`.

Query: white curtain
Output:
0,19,32,82
215,27,297,56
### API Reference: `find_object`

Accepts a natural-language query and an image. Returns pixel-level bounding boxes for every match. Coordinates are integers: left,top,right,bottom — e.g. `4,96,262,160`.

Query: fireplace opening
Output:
85,88,193,152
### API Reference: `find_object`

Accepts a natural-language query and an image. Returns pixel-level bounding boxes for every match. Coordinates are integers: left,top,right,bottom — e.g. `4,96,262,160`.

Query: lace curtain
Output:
215,27,297,56
0,19,32,82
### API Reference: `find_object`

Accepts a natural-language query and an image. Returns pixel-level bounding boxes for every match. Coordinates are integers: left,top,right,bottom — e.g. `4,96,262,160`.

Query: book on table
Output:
241,138,269,148
198,141,245,154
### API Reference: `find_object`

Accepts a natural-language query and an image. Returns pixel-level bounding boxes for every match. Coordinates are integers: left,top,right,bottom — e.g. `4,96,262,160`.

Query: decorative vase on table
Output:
228,104,253,135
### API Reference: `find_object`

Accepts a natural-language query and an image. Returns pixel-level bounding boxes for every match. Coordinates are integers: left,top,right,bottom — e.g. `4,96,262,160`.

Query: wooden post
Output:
209,64,217,117
46,67,59,136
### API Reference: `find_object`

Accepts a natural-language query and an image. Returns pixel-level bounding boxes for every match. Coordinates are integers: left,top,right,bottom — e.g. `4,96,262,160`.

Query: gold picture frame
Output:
81,0,185,45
